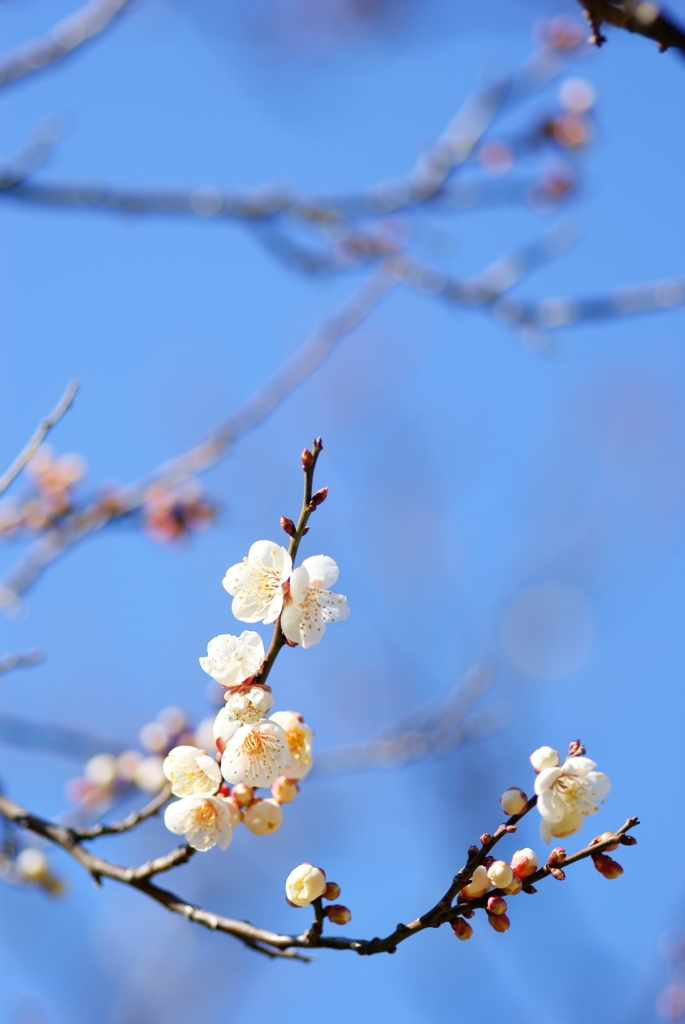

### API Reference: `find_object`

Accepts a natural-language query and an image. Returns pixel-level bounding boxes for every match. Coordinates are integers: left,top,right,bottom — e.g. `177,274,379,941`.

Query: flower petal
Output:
289,566,310,606
301,555,339,590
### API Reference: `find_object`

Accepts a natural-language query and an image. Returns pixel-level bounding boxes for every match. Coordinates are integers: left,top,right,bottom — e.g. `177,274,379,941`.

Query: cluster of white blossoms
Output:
162,536,348,851
530,744,611,843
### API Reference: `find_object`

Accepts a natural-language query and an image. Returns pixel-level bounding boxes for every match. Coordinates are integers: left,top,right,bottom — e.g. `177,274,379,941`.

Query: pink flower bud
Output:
326,905,351,925
510,848,538,879
323,881,341,901
232,783,254,807
460,865,490,899
593,831,619,852
502,876,523,896
271,776,299,804
487,860,513,890
488,912,510,933
547,847,566,867
500,788,528,816
451,918,473,941
487,896,508,916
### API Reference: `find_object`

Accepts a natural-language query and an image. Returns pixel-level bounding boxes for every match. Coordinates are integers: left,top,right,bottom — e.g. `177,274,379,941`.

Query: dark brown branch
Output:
0,0,137,90
0,781,639,959
71,783,171,838
576,0,685,52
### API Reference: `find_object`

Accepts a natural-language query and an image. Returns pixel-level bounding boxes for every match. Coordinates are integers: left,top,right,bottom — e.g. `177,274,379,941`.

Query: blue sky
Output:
1,1,685,1021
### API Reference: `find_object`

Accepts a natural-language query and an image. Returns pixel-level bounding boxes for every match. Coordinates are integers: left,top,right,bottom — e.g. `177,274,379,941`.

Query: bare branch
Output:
0,0,138,90
72,784,171,839
0,649,44,676
0,783,638,959
0,272,394,611
0,380,79,499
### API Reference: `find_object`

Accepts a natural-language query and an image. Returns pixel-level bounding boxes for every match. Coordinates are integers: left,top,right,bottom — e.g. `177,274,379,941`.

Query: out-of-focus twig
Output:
0,713,124,760
0,272,394,611
0,0,138,90
314,663,501,776
0,650,44,676
0,380,78,499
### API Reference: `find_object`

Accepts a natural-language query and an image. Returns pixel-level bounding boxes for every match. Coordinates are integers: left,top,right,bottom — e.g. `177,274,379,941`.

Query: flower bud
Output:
592,853,623,879
301,448,314,469
280,516,295,536
451,918,473,941
487,896,508,916
326,904,351,925
487,860,513,890
547,847,566,867
271,776,299,804
460,865,490,899
480,833,493,845
242,797,283,835
502,876,523,896
510,848,538,879
593,831,618,852
310,487,328,506
232,783,254,807
567,739,586,758
15,847,49,882
218,795,241,829
550,867,566,881
500,788,528,816
488,912,510,933
530,746,560,772
285,863,327,907
323,881,341,901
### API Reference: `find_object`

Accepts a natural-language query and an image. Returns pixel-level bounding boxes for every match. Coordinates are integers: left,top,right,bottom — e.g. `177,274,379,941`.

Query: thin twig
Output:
72,783,171,839
0,0,138,90
0,380,79,499
0,649,44,676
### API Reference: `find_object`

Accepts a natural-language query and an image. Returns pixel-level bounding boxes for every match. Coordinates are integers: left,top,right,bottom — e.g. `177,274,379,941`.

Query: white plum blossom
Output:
269,711,313,781
224,685,274,725
221,719,291,788
162,746,221,798
164,795,233,851
461,865,490,899
223,541,292,624
534,754,611,843
285,863,327,907
199,632,265,688
242,797,283,835
213,707,242,752
280,555,349,648
487,860,513,890
220,795,242,829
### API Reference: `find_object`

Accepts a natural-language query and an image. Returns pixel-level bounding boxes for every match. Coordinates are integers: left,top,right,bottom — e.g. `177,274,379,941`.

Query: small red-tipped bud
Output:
502,876,523,896
547,847,566,867
500,788,528,816
592,853,624,879
326,905,351,925
323,881,341,901
218,783,231,797
523,885,537,894
301,448,314,469
505,825,518,833
510,848,538,879
567,739,586,758
488,912,510,933
313,437,323,450
487,896,508,916
451,918,473,941
302,527,310,535
620,834,637,846
550,867,566,881
480,833,493,845
232,783,254,807
280,516,295,536
271,776,299,804
311,487,328,506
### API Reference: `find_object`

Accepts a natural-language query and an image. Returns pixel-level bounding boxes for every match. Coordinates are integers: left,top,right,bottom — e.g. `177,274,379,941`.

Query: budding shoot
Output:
451,918,473,941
